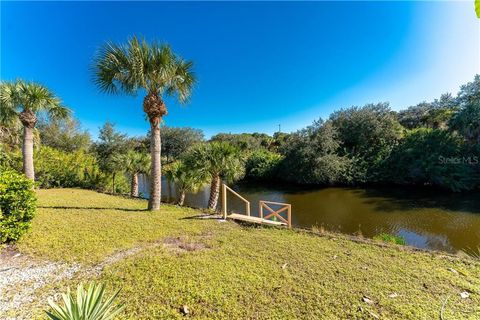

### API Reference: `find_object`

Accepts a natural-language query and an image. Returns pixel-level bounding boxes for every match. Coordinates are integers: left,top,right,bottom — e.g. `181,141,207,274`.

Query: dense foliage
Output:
276,76,480,191
245,150,283,181
0,75,479,194
161,126,204,163
0,170,36,243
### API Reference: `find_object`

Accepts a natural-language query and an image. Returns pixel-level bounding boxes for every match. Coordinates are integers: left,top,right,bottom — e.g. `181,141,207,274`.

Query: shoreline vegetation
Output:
2,189,479,319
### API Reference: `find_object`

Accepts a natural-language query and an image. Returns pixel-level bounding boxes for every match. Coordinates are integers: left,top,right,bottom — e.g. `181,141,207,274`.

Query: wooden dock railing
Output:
259,200,292,228
222,184,292,228
222,184,250,219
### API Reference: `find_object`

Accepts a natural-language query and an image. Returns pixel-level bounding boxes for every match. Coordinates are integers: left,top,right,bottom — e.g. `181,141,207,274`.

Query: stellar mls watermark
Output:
438,156,479,165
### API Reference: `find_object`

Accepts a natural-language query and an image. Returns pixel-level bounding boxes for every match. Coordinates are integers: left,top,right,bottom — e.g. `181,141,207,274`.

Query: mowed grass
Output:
18,189,480,319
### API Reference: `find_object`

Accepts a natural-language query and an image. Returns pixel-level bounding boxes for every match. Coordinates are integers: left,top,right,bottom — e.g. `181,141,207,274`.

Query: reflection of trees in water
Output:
360,187,480,214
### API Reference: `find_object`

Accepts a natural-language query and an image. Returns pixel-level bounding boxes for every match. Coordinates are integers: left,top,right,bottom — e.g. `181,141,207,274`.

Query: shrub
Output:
0,170,36,243
245,150,283,181
373,233,406,245
45,282,124,320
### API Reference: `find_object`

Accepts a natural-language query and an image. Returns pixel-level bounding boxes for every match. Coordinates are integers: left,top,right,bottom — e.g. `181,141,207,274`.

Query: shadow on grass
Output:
38,206,148,212
180,214,223,220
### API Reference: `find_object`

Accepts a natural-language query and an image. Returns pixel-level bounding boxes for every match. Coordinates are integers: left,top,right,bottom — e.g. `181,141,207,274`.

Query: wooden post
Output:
259,201,263,219
222,184,227,219
287,204,292,228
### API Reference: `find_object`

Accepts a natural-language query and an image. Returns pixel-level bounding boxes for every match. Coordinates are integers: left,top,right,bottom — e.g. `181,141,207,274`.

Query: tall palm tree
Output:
93,36,196,210
0,80,70,180
121,150,151,197
185,142,244,210
164,161,204,206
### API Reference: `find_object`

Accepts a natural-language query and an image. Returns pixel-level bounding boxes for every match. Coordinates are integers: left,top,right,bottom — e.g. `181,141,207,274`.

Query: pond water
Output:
138,175,480,253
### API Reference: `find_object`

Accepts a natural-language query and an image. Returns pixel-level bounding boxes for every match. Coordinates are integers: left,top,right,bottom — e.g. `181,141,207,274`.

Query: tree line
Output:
1,35,479,213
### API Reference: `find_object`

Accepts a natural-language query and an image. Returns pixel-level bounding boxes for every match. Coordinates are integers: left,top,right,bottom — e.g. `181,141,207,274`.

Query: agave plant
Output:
45,283,124,320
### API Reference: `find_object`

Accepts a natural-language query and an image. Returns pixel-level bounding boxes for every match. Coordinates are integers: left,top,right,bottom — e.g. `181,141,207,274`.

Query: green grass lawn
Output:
15,189,480,319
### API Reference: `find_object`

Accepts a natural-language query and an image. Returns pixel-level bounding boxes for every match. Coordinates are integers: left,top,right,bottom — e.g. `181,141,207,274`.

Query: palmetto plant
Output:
164,161,205,206
184,142,244,210
93,36,196,210
0,80,70,180
45,282,124,320
121,150,150,197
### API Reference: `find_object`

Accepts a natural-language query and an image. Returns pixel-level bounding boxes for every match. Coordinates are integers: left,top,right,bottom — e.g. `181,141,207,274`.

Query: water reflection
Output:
138,175,480,253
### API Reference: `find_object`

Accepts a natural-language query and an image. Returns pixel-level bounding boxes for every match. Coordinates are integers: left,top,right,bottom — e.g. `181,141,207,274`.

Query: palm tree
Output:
164,161,204,206
121,151,150,197
93,36,195,210
185,142,244,210
0,80,70,180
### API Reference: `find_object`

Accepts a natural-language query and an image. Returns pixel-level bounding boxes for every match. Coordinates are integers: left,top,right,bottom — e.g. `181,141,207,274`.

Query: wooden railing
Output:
259,200,292,228
222,184,250,219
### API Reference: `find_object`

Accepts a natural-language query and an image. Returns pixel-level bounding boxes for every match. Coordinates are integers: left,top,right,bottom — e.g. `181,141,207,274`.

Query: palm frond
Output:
0,81,20,124
94,36,196,104
0,80,69,123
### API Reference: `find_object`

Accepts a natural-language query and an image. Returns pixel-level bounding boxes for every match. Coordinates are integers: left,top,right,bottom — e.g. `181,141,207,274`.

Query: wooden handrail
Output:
222,184,250,219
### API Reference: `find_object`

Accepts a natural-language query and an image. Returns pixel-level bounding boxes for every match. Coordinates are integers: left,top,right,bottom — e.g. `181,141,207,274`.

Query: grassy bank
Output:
11,189,480,319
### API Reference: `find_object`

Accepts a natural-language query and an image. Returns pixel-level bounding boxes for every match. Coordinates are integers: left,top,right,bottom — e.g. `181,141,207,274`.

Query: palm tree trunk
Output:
148,121,161,210
22,125,35,180
178,191,186,206
208,174,221,210
131,173,139,197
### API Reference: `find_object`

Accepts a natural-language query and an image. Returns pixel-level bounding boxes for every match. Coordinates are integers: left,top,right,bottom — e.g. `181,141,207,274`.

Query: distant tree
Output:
245,150,283,181
272,132,290,152
210,133,265,151
398,94,457,130
279,120,350,184
161,126,204,163
383,128,478,192
94,36,196,210
0,122,22,150
120,151,150,197
184,142,244,210
456,74,480,104
164,161,204,206
0,80,70,180
449,101,480,145
330,103,403,182
94,122,130,193
37,117,91,152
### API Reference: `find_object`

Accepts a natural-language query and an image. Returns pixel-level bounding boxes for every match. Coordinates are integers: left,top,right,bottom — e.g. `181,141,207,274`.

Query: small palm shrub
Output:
45,283,124,320
0,170,36,243
373,233,406,245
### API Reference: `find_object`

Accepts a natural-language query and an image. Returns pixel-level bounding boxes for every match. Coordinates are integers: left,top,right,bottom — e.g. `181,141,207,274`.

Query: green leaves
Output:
93,36,196,104
0,80,70,123
0,169,36,243
45,282,124,320
475,0,480,18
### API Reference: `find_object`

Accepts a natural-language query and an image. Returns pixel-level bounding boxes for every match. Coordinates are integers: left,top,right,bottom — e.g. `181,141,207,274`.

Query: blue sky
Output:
1,1,479,138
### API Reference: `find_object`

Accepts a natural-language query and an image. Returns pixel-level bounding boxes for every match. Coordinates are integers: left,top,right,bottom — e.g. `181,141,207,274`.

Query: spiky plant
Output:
0,80,70,181
93,36,196,210
45,282,124,320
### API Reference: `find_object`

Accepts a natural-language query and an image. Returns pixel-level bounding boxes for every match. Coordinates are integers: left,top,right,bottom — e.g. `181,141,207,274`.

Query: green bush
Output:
0,170,36,243
245,150,283,181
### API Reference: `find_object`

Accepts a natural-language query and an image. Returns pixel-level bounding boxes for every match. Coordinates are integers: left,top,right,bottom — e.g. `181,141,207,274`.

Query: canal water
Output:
138,175,480,253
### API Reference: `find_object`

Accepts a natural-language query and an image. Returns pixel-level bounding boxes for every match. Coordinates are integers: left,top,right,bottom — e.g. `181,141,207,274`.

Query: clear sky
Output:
1,1,479,138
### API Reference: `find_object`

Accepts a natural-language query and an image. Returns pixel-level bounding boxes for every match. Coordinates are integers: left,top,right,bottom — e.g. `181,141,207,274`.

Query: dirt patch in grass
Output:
163,236,211,253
